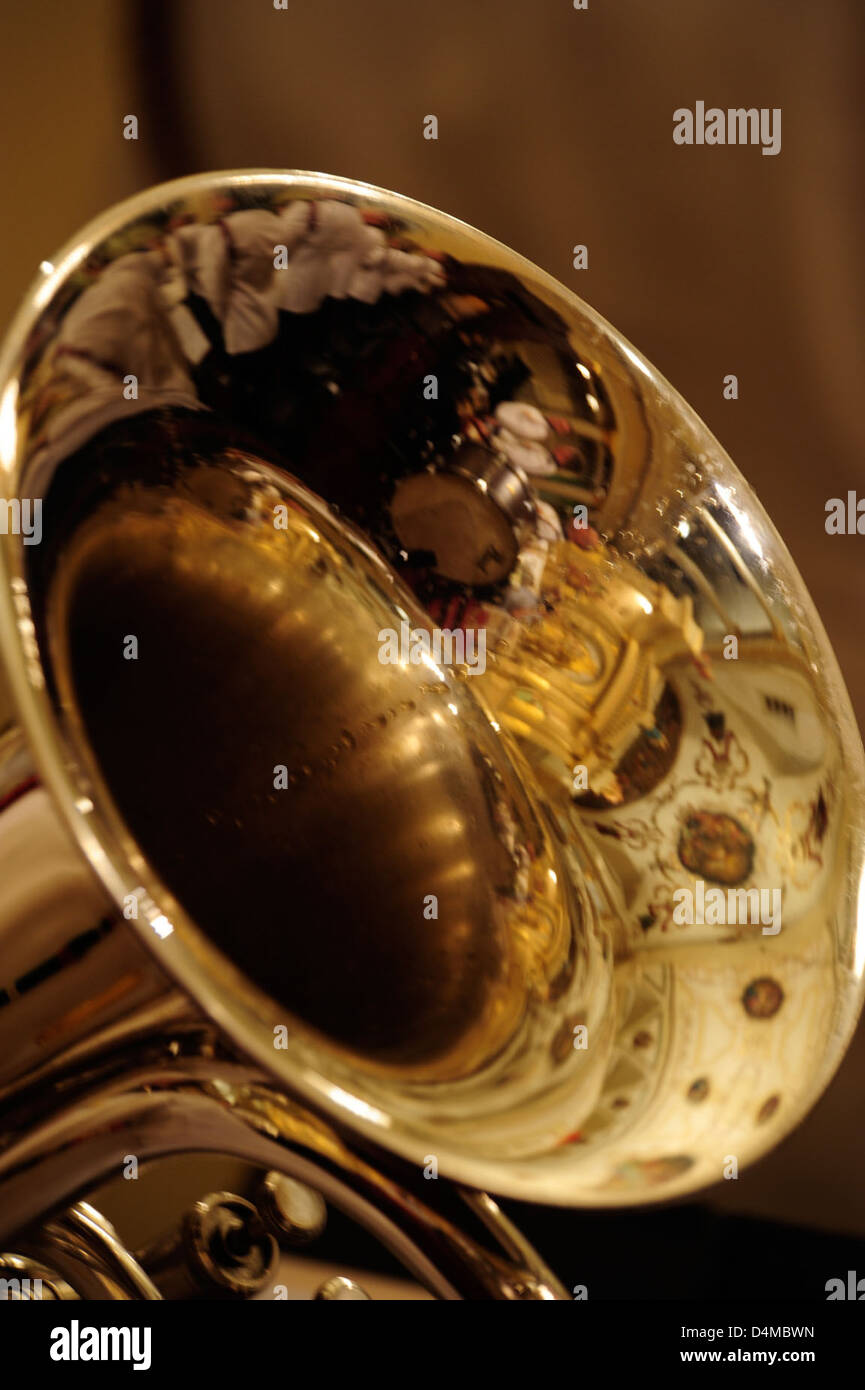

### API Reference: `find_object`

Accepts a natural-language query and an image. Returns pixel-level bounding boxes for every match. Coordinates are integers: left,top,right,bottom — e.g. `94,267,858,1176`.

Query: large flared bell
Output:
0,171,861,1227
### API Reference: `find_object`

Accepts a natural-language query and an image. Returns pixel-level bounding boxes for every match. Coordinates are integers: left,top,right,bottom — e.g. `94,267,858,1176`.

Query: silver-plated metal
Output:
0,1253,78,1300
0,1055,568,1300
17,1202,161,1301
257,1172,327,1248
0,170,862,1296
391,442,537,584
314,1276,371,1301
139,1191,277,1299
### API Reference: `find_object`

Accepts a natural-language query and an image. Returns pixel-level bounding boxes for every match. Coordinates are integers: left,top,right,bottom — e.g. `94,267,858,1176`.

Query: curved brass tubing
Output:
0,1051,565,1300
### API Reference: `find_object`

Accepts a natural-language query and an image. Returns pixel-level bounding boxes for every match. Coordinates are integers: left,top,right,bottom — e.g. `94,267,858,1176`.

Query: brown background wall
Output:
1,0,863,1241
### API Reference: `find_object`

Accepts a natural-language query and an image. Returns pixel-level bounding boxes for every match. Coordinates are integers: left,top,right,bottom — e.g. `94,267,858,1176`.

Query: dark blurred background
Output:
1,0,864,1296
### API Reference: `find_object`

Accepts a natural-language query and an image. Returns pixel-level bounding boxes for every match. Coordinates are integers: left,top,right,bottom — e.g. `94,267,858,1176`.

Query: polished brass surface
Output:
44,460,584,1076
0,170,862,1299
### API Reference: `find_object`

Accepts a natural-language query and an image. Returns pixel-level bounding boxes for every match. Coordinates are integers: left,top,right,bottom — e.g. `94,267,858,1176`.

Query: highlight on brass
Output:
0,170,862,1300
